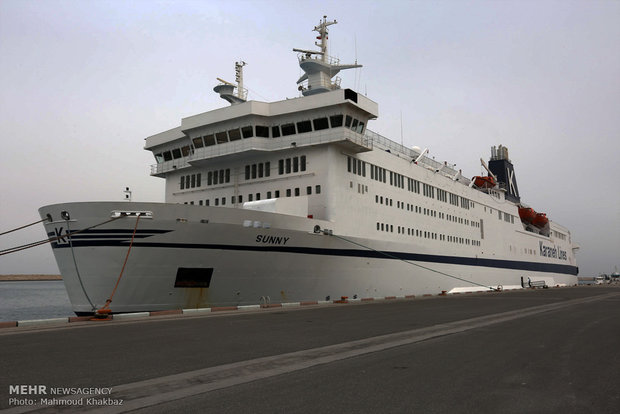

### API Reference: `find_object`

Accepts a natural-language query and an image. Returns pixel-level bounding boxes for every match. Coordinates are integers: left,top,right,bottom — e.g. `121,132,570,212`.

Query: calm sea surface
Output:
0,281,73,322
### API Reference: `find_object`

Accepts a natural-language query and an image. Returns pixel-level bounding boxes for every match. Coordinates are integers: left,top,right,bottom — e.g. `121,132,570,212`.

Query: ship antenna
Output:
214,61,248,105
315,15,336,63
235,61,247,100
354,33,358,65
293,16,361,96
400,110,404,146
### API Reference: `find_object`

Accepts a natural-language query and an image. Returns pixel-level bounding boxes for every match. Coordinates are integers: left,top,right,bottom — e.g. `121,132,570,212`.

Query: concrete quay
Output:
1,285,619,413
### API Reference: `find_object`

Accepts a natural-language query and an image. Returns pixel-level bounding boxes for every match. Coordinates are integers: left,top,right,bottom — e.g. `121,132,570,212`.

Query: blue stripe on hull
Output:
51,240,578,276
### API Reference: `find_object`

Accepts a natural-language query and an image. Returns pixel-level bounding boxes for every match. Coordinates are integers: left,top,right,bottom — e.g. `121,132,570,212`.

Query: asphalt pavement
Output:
1,285,619,413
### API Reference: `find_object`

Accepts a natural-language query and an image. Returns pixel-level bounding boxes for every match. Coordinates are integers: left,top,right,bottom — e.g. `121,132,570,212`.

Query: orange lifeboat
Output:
518,207,536,223
472,175,496,189
532,212,549,228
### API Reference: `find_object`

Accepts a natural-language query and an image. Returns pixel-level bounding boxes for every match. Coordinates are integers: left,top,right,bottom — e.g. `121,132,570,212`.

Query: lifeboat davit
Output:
472,175,496,189
532,212,549,228
518,207,536,223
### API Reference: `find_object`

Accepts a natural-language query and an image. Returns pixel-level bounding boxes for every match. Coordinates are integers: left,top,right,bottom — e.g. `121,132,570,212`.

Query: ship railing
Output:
297,54,341,66
150,158,191,176
364,129,471,185
297,76,342,94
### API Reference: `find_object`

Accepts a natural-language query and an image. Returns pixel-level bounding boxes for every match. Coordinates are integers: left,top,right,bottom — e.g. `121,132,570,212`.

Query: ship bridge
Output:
146,88,378,177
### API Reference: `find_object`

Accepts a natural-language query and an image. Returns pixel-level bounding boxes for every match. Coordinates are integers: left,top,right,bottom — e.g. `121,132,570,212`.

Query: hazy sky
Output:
1,0,618,277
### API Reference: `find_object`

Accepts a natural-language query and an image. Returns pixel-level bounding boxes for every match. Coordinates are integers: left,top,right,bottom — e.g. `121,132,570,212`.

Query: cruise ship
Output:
39,17,579,315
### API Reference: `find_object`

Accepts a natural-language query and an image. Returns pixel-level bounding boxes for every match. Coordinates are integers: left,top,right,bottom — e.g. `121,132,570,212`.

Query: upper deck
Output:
146,88,378,176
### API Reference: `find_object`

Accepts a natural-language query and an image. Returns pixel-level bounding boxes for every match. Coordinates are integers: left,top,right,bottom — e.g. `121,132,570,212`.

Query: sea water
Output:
0,281,73,322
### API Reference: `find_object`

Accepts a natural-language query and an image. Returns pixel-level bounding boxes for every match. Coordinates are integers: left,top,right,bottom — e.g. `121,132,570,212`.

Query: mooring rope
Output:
96,214,142,315
0,215,52,236
65,219,96,311
0,216,122,256
323,228,500,292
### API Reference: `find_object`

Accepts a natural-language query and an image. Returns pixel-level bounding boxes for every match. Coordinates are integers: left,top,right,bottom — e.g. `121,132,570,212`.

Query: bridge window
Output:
204,134,215,146
192,137,204,148
345,115,352,128
155,153,164,163
172,148,182,159
296,120,312,133
216,132,228,144
272,126,281,138
330,115,343,127
241,125,253,138
281,123,296,136
228,128,241,141
313,117,329,130
351,118,359,131
256,125,269,137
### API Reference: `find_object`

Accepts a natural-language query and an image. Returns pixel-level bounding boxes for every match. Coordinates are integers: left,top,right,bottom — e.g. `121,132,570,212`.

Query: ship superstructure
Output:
39,17,578,315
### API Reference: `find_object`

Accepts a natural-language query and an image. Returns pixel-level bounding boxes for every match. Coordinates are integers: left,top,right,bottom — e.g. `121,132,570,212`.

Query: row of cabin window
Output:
180,173,201,190
185,185,322,206
553,231,566,241
179,169,231,190
499,210,516,224
347,155,474,211
207,169,231,186
375,222,481,246
375,194,480,228
278,156,307,175
245,162,271,180
244,156,307,181
156,145,192,163
189,114,365,151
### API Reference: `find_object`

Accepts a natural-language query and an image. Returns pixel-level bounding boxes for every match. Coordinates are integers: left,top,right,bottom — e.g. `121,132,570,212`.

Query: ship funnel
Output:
488,145,520,203
214,61,248,105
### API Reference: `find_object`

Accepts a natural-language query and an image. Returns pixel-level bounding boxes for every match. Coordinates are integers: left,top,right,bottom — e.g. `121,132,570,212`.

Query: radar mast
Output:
214,61,248,105
293,16,361,96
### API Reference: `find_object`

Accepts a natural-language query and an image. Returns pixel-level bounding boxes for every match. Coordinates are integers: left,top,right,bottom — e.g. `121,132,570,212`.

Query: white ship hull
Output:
40,201,578,315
